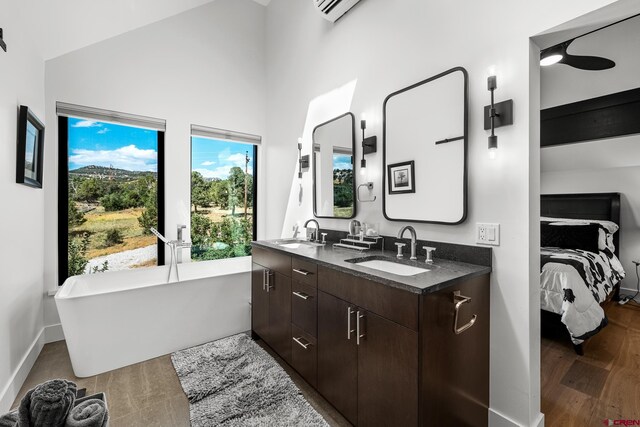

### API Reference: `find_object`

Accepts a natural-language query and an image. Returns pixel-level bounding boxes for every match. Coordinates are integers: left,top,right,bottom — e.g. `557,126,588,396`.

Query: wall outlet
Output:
477,223,500,246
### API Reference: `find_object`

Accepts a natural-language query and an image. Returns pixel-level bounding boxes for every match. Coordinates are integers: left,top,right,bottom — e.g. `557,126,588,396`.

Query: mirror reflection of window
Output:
332,148,353,218
312,113,356,219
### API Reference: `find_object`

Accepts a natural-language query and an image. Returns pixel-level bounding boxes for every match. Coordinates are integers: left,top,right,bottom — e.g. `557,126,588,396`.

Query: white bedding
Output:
540,248,624,344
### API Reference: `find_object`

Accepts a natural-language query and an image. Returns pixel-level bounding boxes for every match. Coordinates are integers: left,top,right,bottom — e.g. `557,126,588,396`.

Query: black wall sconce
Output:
298,138,309,180
483,76,513,159
0,29,7,52
360,114,377,174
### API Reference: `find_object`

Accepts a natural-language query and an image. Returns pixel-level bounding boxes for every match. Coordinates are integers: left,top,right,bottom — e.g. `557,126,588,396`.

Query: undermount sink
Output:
275,239,324,249
353,259,430,277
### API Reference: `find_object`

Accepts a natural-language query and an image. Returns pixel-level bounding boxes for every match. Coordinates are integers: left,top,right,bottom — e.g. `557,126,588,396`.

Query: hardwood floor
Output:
11,339,349,427
542,302,640,425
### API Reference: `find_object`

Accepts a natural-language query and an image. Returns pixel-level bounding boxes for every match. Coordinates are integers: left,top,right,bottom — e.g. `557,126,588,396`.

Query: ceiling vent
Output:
313,0,361,22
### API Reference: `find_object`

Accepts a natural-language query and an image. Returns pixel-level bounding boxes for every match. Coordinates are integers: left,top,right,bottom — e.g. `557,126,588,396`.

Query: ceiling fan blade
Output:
560,53,615,70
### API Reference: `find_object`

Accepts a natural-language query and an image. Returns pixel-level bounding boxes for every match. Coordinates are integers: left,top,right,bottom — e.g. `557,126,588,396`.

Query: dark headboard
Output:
541,193,621,256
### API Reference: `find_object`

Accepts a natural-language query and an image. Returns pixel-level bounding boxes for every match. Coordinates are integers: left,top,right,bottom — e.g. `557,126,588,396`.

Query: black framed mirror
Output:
382,67,468,224
312,112,356,219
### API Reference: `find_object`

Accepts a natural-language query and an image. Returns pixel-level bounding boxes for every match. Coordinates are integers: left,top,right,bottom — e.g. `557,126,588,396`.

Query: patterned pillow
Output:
541,223,600,253
540,217,617,253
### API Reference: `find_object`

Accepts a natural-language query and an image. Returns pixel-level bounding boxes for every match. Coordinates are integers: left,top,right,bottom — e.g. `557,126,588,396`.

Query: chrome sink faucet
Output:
304,219,320,242
397,225,418,260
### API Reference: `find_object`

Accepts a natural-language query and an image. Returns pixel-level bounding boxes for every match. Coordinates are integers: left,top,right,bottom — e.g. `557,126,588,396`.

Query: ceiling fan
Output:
540,38,615,70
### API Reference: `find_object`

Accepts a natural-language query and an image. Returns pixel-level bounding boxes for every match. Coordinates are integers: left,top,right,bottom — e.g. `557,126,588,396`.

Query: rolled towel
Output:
0,410,19,427
65,400,108,427
19,380,77,427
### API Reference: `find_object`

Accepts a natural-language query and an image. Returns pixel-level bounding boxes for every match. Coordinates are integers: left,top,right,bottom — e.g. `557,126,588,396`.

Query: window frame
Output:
57,115,165,285
189,136,258,261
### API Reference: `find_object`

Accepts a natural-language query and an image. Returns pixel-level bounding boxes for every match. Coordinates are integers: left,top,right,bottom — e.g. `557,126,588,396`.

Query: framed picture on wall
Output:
16,105,45,188
387,160,415,194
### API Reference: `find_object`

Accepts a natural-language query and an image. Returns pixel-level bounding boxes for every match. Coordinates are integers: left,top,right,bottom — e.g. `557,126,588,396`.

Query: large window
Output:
190,133,257,261
58,105,165,283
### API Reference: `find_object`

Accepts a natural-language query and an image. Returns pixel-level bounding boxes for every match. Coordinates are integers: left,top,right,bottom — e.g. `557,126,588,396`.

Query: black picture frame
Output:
16,106,45,188
387,161,415,194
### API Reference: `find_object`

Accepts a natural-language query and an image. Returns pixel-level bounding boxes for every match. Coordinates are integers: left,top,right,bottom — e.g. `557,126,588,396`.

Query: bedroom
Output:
538,13,640,425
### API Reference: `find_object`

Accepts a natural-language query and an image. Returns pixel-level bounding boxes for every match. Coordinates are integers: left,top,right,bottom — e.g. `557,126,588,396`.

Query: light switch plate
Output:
477,223,500,246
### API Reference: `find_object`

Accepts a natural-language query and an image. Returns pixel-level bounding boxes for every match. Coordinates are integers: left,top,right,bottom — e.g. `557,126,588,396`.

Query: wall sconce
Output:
298,138,309,180
360,114,377,174
483,76,513,159
0,29,7,52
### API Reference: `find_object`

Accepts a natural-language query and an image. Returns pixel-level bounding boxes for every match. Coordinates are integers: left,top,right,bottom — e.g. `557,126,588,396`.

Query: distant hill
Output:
69,165,157,179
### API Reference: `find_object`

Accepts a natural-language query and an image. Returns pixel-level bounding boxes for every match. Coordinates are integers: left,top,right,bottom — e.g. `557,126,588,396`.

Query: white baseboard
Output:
489,409,544,427
44,323,65,343
0,329,45,414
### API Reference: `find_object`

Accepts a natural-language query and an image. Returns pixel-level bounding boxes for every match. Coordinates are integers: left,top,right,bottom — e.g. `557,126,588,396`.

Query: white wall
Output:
264,0,618,425
541,14,640,300
0,2,46,413
43,0,267,326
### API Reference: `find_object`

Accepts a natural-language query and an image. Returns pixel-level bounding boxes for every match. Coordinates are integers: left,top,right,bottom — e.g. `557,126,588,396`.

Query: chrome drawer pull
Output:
293,336,312,349
453,291,477,335
292,291,311,300
357,310,366,345
347,307,356,339
293,268,311,276
265,271,273,292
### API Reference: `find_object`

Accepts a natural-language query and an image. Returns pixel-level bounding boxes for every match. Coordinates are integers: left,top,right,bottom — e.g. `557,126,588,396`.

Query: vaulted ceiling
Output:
20,0,271,60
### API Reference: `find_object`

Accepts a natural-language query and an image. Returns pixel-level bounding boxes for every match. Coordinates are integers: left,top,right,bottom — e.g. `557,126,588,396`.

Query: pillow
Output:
540,217,618,234
541,223,600,253
540,217,617,253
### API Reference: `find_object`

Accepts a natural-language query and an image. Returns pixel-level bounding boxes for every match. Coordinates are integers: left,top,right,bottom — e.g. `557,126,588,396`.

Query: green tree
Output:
227,181,239,216
191,212,213,248
138,180,157,234
102,229,124,247
210,179,229,209
191,171,211,212
68,233,108,276
68,201,86,227
76,177,104,203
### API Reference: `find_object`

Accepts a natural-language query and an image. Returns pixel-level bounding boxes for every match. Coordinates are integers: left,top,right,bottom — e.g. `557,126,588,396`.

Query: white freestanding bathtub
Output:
55,256,251,377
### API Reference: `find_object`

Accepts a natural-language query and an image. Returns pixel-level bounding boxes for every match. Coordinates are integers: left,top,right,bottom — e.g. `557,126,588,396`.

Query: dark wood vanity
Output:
251,242,490,426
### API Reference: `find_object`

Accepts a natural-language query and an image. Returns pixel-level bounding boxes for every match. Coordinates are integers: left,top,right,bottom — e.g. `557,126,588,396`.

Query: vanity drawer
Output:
291,281,317,337
252,246,292,277
318,265,419,331
291,325,317,388
291,257,318,287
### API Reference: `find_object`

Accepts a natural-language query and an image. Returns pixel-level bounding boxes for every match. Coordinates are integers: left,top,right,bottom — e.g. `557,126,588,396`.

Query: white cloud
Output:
97,128,109,134
70,144,157,171
72,120,102,128
201,160,215,166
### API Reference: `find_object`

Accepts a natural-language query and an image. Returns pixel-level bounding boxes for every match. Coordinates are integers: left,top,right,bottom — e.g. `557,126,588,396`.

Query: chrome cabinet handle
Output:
356,310,366,345
265,271,273,292
292,291,311,300
293,336,312,349
453,291,477,335
347,307,356,339
293,268,311,276
262,270,266,291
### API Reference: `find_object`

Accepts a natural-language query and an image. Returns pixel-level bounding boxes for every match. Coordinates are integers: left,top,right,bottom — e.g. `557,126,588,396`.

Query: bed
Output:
540,193,625,355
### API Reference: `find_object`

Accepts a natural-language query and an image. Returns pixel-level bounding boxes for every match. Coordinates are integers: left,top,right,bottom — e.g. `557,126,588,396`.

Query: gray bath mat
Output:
171,334,328,426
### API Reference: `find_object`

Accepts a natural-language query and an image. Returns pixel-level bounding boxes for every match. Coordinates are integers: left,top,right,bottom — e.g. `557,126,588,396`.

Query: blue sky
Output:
192,136,254,179
68,118,158,171
333,154,352,171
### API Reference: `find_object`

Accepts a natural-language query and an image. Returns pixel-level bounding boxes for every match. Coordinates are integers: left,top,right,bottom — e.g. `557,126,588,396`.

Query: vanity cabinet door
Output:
317,291,358,425
251,263,270,341
357,310,419,426
268,271,292,364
